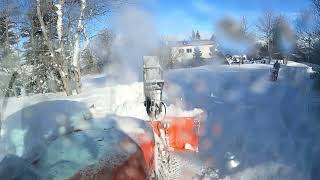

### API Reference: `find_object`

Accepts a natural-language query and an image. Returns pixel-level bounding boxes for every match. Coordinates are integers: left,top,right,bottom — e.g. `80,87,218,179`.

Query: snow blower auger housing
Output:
143,56,200,153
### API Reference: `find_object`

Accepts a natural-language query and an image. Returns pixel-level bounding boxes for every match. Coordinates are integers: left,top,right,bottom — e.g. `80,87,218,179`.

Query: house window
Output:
178,49,185,54
187,49,192,53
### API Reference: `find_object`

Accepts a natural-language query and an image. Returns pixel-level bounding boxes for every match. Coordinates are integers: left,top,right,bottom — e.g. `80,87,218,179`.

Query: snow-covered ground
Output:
164,63,320,179
1,61,319,179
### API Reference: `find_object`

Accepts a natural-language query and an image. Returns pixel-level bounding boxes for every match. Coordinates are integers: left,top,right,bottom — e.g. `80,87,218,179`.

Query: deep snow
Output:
0,61,319,179
164,62,320,179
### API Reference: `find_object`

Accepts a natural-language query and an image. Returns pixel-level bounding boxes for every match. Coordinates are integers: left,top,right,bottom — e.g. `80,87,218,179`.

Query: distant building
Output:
169,39,216,64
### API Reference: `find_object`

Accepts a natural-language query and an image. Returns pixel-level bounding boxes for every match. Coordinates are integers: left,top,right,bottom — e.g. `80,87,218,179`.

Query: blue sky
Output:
138,0,312,39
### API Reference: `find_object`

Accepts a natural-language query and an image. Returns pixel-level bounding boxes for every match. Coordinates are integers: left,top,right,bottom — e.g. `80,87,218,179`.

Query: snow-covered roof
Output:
169,40,214,47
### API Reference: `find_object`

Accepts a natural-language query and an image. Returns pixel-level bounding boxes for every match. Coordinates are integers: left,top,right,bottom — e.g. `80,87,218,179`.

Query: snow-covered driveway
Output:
164,63,320,179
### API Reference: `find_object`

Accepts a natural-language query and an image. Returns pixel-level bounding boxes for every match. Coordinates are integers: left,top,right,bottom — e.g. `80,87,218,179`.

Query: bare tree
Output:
296,8,316,62
34,0,126,95
216,16,255,58
71,0,86,94
156,40,181,69
65,0,128,94
36,0,72,95
257,11,276,63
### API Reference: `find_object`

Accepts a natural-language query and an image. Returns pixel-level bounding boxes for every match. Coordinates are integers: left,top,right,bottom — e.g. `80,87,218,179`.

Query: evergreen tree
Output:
193,47,204,66
21,1,63,94
0,11,18,51
196,31,201,40
0,9,19,96
191,30,196,40
210,34,215,41
193,47,203,59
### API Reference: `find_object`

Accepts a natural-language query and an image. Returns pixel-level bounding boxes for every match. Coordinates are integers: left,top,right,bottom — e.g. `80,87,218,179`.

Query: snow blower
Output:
270,68,279,81
143,56,201,153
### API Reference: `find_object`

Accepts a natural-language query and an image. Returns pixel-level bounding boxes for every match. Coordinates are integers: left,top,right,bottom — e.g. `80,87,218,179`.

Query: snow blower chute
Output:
143,56,201,153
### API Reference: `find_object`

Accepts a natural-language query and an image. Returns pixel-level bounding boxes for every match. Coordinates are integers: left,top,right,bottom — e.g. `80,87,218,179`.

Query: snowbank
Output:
0,100,91,162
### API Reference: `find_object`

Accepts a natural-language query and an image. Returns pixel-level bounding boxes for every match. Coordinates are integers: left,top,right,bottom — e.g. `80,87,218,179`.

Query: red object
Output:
71,134,153,180
67,119,156,180
150,114,201,152
111,133,155,180
137,133,155,174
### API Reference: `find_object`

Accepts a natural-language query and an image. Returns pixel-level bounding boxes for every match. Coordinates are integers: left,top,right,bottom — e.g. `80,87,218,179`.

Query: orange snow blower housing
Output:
150,115,201,152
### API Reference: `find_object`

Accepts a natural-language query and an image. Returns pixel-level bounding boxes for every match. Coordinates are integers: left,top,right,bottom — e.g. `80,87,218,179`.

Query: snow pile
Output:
228,162,304,180
286,61,311,68
1,81,147,121
0,100,91,162
81,81,148,119
81,74,202,120
166,104,203,117
0,155,42,179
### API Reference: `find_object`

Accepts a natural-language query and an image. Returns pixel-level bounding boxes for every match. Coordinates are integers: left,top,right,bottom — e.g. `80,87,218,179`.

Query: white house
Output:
169,40,216,63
